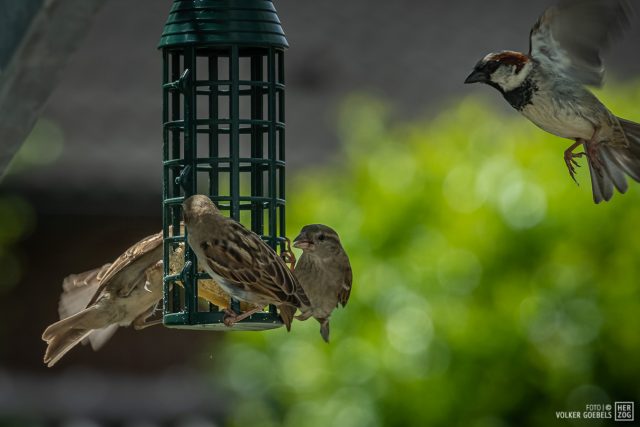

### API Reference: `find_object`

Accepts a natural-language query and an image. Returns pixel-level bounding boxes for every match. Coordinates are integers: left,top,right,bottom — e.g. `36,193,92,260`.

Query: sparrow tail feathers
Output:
43,328,93,367
318,318,330,343
607,118,640,182
588,117,640,203
42,306,104,367
278,304,296,331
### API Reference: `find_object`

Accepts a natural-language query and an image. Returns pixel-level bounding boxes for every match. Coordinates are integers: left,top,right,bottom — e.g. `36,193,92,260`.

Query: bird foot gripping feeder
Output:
160,0,288,330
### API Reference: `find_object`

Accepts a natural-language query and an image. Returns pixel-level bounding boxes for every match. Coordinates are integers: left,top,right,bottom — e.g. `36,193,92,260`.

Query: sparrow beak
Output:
464,69,488,84
293,234,313,250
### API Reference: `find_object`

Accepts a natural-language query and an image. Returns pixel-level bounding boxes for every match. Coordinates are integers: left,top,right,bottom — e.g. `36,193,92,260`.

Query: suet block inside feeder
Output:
160,0,288,330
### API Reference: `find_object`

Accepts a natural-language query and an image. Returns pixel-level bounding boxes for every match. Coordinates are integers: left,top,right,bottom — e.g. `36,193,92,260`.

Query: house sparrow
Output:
464,0,640,203
42,232,164,367
182,194,308,330
293,224,352,343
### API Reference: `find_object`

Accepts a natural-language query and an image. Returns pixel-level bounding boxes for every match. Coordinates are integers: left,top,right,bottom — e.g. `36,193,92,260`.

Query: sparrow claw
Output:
565,157,580,185
222,306,263,327
222,309,238,327
569,169,579,185
280,237,297,272
564,147,586,186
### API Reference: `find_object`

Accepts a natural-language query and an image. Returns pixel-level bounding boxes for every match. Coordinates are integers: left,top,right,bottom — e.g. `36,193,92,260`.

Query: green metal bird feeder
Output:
160,0,288,330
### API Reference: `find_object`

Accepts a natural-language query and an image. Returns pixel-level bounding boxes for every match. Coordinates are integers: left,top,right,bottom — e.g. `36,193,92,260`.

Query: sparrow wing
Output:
338,262,353,308
87,231,164,306
198,219,304,306
529,0,632,86
58,264,110,320
61,264,107,293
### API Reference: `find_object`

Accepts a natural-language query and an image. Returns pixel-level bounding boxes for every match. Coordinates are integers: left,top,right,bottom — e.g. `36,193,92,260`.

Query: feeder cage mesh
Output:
159,0,288,330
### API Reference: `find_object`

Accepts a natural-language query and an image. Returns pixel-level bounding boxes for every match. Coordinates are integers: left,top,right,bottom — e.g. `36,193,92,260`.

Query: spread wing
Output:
87,231,164,306
199,220,306,307
58,264,110,320
529,0,632,86
338,263,352,308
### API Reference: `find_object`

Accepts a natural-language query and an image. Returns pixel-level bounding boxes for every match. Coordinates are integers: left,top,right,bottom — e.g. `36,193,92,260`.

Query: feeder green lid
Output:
158,0,288,49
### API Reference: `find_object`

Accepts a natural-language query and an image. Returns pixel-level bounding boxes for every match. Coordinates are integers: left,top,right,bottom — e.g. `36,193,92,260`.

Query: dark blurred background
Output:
1,0,639,426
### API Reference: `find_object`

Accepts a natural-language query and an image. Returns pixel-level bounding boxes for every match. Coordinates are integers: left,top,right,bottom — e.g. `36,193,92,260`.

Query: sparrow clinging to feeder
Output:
42,232,164,367
293,224,352,343
464,0,640,203
182,194,309,330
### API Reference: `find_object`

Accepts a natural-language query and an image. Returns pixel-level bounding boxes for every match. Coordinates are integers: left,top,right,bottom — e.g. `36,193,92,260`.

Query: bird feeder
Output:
159,0,288,330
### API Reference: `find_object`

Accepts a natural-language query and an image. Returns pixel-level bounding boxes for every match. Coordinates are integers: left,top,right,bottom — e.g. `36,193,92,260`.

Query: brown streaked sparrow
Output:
465,0,640,203
293,224,352,343
182,194,308,330
42,232,164,367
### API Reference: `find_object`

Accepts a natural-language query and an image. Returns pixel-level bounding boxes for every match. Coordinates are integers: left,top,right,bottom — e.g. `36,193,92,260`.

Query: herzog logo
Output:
615,402,634,422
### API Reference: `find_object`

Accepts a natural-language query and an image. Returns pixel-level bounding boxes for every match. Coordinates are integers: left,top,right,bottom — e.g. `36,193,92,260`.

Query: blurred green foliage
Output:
211,81,640,427
5,118,64,176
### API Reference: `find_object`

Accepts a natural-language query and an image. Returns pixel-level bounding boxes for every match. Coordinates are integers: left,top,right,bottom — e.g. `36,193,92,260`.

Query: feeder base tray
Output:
163,311,284,331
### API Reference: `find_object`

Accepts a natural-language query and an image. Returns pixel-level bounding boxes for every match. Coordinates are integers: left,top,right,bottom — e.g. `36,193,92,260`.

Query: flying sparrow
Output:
42,232,164,367
182,194,308,330
464,0,640,203
293,224,352,343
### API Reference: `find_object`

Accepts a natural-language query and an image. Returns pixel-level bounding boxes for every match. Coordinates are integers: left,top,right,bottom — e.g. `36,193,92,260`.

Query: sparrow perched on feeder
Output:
464,0,640,203
293,224,352,343
42,232,164,367
182,194,309,330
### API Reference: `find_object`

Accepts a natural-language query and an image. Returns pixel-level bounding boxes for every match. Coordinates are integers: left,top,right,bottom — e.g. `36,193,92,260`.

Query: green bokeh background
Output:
210,81,640,426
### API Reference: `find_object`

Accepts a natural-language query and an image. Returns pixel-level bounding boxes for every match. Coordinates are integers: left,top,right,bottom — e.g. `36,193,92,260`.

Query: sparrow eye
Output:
486,61,500,73
318,233,325,242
